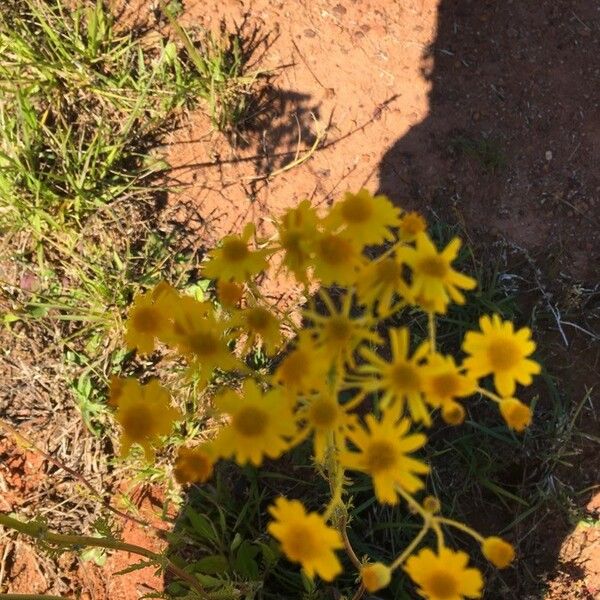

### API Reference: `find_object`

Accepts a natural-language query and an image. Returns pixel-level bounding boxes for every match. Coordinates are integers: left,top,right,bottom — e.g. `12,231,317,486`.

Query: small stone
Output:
304,28,316,38
545,150,553,161
332,3,347,17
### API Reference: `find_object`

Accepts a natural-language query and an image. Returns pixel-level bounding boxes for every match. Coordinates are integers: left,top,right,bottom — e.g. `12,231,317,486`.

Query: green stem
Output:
428,311,436,353
476,386,503,404
390,522,430,571
0,514,205,597
437,516,485,543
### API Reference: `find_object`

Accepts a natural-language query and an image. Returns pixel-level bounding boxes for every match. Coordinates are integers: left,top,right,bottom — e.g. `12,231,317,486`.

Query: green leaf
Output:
233,541,260,580
186,508,218,543
193,554,229,575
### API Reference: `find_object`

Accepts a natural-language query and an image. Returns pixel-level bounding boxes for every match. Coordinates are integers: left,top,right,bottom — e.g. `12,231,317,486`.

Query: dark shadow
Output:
377,1,600,598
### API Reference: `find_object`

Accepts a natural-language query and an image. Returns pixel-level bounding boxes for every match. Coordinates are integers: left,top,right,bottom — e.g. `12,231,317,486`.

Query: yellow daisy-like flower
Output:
355,254,410,315
273,333,329,401
405,546,484,600
212,380,296,466
481,537,515,569
303,291,381,369
169,295,239,384
125,285,175,354
311,231,364,286
422,354,476,424
399,211,427,241
216,280,244,309
462,314,541,397
267,497,343,581
113,378,181,461
276,199,320,284
361,562,392,592
498,397,532,432
340,411,429,504
173,444,215,485
296,388,359,462
358,328,431,425
233,304,282,356
399,232,476,314
203,223,269,283
324,188,401,246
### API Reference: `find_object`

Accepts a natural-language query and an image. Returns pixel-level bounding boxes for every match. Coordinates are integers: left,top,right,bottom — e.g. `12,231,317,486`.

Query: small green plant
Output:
449,134,506,173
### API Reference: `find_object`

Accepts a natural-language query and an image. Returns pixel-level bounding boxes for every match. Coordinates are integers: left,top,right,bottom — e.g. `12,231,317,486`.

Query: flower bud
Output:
482,536,515,568
499,398,532,432
361,562,392,592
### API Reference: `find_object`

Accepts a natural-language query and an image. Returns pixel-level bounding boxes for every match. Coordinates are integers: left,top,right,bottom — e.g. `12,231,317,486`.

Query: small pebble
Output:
545,150,553,161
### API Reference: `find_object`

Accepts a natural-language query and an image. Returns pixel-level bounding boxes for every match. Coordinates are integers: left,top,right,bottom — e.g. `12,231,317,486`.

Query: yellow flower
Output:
311,231,364,286
324,189,401,246
358,328,431,425
203,223,269,282
356,254,410,315
482,537,515,569
361,562,392,592
276,199,320,284
405,547,483,600
267,497,343,581
422,354,476,423
399,211,427,241
173,444,214,485
499,398,532,432
399,232,476,314
233,304,282,356
125,285,175,354
273,333,329,400
113,379,181,461
108,375,137,407
340,411,429,504
296,388,358,462
216,280,244,308
303,290,381,369
212,380,296,466
169,296,239,384
462,314,540,397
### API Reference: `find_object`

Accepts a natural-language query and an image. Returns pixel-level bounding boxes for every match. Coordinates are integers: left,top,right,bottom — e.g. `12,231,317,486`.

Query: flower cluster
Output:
112,189,540,598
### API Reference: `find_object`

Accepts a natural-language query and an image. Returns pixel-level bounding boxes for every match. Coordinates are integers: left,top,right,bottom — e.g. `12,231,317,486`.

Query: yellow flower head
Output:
324,189,401,246
108,375,137,407
358,328,431,425
113,379,181,461
405,546,484,600
399,211,427,241
356,254,410,315
311,231,364,286
422,353,476,417
173,444,214,485
273,333,329,400
276,199,320,284
303,290,381,369
216,280,244,308
361,562,392,592
340,411,429,504
125,284,176,354
399,232,476,314
212,380,296,466
441,400,466,426
234,304,282,356
297,388,358,462
499,397,532,432
267,497,343,581
203,223,269,283
462,314,541,397
169,295,239,384
482,537,515,569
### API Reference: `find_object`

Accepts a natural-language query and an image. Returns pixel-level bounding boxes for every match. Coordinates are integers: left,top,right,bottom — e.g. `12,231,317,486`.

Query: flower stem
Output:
428,311,436,353
436,516,485,543
0,513,205,597
390,522,430,571
476,386,503,404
